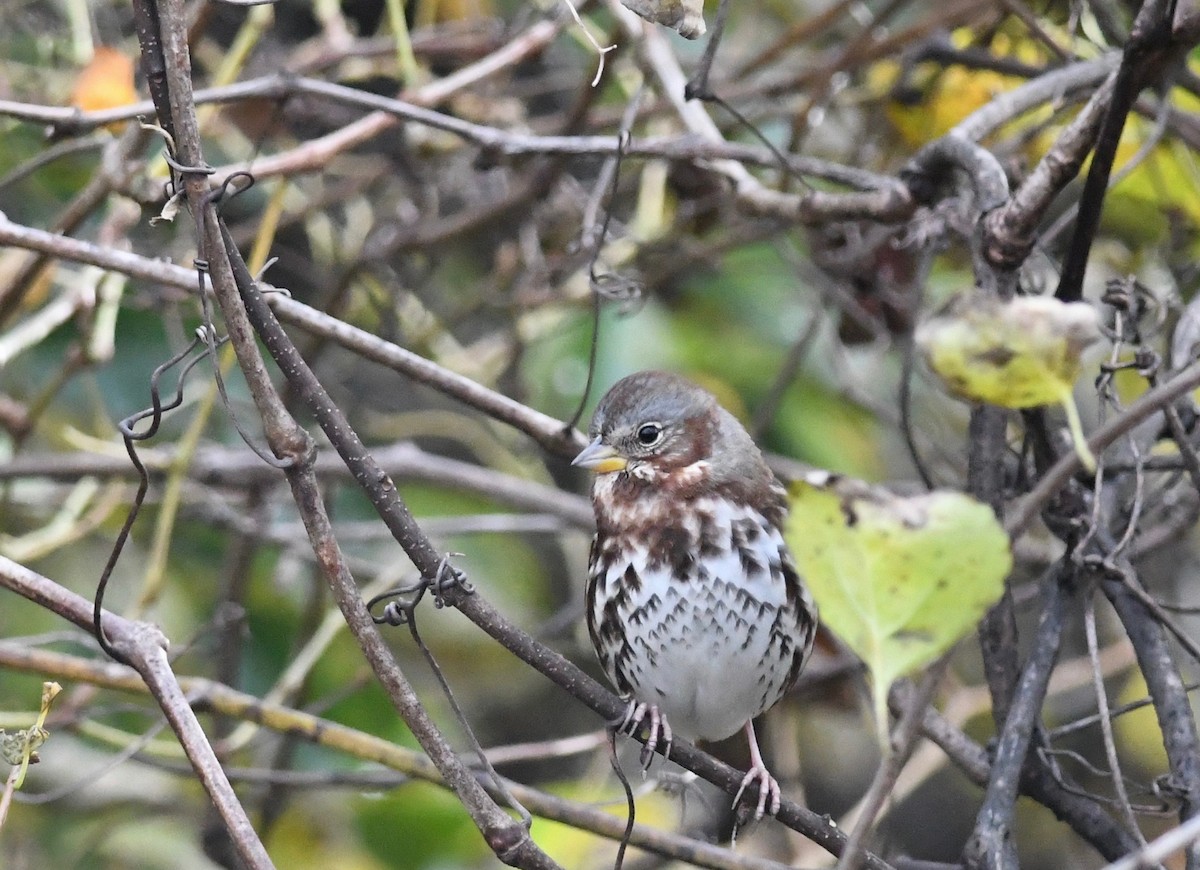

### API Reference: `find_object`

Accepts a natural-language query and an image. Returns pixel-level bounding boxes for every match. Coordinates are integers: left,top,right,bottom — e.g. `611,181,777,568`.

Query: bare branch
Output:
0,556,273,868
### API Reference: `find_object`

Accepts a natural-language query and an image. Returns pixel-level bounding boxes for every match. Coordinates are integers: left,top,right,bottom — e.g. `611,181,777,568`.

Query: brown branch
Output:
0,556,273,868
983,70,1119,270
270,296,585,458
0,216,580,462
134,1,560,863
222,196,896,865
952,55,1120,143
1105,564,1200,867
1056,0,1200,303
897,681,1142,861
965,566,1075,870
0,643,797,870
13,73,898,187
0,442,594,528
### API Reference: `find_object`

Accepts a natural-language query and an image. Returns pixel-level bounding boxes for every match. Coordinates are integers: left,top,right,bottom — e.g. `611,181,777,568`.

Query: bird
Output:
572,370,818,820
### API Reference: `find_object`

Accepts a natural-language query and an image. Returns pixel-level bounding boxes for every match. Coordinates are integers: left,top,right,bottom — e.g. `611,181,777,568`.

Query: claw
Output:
638,707,658,770
614,700,672,770
615,701,641,734
733,765,781,820
732,721,782,821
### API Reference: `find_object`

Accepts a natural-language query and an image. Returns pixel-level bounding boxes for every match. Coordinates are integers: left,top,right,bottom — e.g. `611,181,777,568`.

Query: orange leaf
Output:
71,47,137,115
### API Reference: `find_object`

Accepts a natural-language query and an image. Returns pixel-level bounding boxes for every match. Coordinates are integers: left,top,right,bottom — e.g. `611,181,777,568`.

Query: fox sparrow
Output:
573,371,818,819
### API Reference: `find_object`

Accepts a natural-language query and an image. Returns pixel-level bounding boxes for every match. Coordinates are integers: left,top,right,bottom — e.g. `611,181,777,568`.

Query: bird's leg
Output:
732,720,781,820
614,700,673,770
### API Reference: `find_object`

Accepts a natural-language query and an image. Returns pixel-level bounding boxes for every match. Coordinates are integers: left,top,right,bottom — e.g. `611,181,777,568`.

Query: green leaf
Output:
916,291,1103,469
785,473,1012,747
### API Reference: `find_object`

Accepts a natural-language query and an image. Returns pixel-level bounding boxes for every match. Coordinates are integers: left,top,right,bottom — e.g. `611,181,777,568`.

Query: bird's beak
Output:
572,436,628,473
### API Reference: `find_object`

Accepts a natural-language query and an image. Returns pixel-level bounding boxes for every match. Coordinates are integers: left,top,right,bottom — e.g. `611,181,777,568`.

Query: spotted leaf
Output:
785,472,1011,747
916,291,1103,469
620,0,705,38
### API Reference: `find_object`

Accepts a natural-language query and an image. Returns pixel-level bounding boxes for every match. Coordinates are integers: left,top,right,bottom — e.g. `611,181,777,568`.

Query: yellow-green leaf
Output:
786,473,1012,747
916,291,1103,469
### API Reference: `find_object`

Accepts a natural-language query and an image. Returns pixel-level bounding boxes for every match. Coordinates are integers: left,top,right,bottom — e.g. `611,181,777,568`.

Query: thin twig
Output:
0,642,796,870
558,0,616,86
1083,591,1149,849
1006,359,1200,539
837,658,953,870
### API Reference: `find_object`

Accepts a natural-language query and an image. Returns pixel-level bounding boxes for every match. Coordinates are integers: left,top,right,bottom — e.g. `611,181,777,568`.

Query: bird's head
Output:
572,371,765,491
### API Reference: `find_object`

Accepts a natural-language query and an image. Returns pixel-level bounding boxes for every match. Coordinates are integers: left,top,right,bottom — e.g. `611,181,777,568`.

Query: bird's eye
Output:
636,423,664,446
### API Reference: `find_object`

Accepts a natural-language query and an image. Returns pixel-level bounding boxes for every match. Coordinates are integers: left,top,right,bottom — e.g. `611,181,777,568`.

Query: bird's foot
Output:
732,763,781,821
733,720,781,821
613,701,673,771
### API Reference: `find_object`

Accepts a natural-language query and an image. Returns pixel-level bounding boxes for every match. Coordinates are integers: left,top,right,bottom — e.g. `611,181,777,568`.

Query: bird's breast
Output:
586,494,813,740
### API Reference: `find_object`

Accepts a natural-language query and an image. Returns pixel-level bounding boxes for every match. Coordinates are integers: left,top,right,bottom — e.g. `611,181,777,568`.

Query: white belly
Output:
588,496,811,741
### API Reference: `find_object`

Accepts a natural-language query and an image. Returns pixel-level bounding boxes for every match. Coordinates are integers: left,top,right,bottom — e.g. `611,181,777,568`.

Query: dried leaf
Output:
71,47,138,118
620,0,705,38
150,191,184,226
